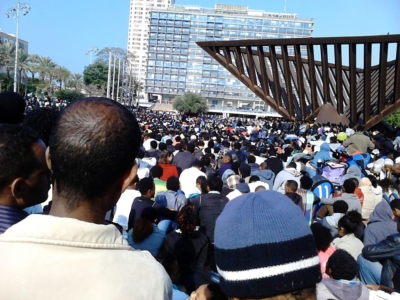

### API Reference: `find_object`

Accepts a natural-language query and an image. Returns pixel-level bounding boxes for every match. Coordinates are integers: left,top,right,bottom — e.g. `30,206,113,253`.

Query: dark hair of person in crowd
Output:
357,125,364,132
247,155,256,164
333,200,349,214
342,179,356,194
338,211,362,235
208,140,214,148
150,165,163,179
379,178,400,194
158,142,166,151
166,139,173,146
187,143,195,154
49,98,141,208
390,199,400,211
22,107,60,146
132,207,158,243
201,155,211,167
137,177,155,196
255,185,266,192
176,205,197,239
310,223,333,252
326,249,359,280
366,175,378,188
300,176,313,190
207,283,229,300
0,91,26,124
196,176,208,194
150,140,158,149
207,176,223,193
249,175,260,183
0,124,43,192
166,176,180,192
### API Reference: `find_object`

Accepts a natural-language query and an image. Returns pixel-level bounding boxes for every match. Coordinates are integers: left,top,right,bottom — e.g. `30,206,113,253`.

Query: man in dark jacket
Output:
192,176,228,244
127,177,156,230
362,230,400,289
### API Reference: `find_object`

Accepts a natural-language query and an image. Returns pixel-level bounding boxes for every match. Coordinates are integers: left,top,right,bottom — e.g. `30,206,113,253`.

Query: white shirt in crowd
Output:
113,188,141,231
179,167,207,198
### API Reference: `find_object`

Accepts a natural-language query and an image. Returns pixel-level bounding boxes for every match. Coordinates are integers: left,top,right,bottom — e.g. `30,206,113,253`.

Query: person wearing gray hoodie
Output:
251,161,275,190
317,249,369,300
343,165,362,184
272,162,301,193
364,201,397,246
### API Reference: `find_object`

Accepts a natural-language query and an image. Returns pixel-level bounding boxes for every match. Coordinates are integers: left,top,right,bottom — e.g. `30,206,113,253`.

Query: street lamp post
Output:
6,1,31,93
85,47,99,65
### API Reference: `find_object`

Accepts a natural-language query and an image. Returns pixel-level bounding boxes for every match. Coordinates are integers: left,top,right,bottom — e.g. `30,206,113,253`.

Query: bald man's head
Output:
49,98,141,209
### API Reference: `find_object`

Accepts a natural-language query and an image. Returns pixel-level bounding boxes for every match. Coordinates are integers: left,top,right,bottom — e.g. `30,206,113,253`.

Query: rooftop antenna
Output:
284,0,287,12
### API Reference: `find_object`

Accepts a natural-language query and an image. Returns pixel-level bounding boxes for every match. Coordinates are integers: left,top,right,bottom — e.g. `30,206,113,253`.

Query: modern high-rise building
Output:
127,0,174,88
145,4,314,113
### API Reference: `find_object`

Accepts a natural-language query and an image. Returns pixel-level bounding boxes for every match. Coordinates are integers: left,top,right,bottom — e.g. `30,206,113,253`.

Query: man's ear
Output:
46,147,52,171
121,164,138,193
10,178,28,207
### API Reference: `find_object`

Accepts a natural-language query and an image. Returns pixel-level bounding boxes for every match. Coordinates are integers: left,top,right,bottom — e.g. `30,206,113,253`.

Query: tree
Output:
68,73,84,91
83,62,108,88
95,47,134,64
54,90,83,103
173,92,208,114
27,54,40,85
385,110,400,127
0,43,15,79
54,66,71,90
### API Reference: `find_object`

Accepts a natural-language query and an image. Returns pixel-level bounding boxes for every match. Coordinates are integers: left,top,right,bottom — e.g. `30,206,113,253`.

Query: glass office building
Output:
145,4,314,112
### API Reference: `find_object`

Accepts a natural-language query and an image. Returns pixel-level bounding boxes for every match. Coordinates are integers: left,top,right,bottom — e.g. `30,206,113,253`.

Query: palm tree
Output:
69,73,84,91
14,49,30,93
54,66,71,90
0,43,16,79
37,56,56,83
27,54,40,85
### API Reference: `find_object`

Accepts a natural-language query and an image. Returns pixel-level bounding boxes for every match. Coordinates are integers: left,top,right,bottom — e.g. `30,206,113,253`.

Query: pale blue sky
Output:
1,0,399,74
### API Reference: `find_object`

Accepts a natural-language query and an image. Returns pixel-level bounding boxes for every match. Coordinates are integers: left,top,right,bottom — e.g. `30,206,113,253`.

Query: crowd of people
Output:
1,90,400,299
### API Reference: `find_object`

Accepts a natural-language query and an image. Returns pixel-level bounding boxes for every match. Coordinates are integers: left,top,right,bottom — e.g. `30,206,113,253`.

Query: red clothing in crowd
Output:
159,163,179,181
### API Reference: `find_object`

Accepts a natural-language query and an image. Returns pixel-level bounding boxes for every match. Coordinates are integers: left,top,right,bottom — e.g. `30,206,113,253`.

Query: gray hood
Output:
343,165,362,183
369,200,393,223
321,278,366,300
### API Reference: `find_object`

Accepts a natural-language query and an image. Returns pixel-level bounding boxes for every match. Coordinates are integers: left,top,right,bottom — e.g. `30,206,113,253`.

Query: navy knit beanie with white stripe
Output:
214,190,321,298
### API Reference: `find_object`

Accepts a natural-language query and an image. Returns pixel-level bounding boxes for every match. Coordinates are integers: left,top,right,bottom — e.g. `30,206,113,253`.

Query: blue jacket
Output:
311,142,332,168
127,224,166,257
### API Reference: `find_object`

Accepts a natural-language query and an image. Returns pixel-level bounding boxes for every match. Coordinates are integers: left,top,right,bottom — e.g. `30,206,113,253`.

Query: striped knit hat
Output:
214,190,321,298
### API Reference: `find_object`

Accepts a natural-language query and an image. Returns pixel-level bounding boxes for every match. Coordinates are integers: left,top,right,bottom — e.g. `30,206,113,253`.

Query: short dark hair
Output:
390,199,400,210
234,142,241,150
239,163,251,177
150,140,158,149
176,205,197,238
0,124,41,191
300,176,313,190
249,175,260,183
343,179,356,194
201,155,211,166
138,177,154,195
356,125,364,132
285,180,298,192
23,108,59,146
150,165,163,179
187,143,195,153
158,142,166,151
338,211,362,234
327,249,358,280
333,200,349,214
247,155,256,164
166,176,180,192
310,223,333,252
49,98,141,209
166,139,172,146
208,176,223,192
0,91,26,124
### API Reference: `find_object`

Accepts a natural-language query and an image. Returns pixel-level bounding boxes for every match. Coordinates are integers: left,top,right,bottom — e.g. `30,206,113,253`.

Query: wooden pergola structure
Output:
197,35,400,129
